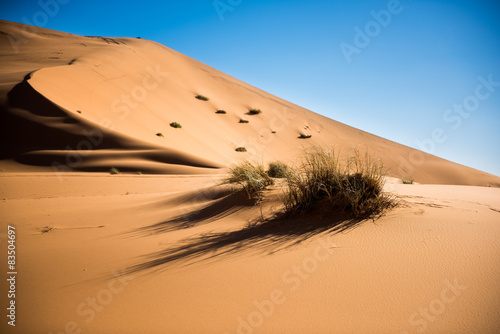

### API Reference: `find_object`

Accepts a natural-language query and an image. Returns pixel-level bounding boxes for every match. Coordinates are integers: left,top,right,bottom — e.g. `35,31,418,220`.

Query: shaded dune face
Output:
0,78,222,174
0,19,499,185
2,78,127,155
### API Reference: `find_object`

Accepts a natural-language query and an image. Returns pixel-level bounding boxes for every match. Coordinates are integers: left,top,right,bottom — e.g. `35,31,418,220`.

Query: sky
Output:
2,0,500,176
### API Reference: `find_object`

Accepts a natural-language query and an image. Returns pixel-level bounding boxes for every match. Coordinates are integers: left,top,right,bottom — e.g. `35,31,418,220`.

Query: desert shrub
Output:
156,133,164,137
109,167,120,175
402,178,414,184
235,147,247,152
267,161,290,178
282,148,393,217
248,108,262,115
299,134,312,139
170,122,182,128
226,161,274,200
216,110,227,114
195,95,209,101
239,119,249,123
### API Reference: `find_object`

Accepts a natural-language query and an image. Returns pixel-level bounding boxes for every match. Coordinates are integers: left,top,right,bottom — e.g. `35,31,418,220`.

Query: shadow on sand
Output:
133,185,254,233
122,188,377,277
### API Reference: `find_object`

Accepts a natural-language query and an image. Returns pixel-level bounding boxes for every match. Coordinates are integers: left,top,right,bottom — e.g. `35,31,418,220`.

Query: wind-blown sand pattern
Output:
1,20,499,333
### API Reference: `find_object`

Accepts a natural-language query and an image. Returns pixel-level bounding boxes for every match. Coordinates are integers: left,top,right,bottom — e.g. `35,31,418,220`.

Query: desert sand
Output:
1,20,499,333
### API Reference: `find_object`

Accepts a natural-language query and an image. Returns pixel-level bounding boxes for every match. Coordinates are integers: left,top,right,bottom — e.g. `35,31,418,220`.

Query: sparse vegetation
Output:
170,122,182,128
136,171,142,175
235,147,247,152
282,148,393,218
216,110,227,114
40,226,55,234
239,119,249,123
226,161,274,200
267,161,290,178
195,95,209,101
109,167,120,175
76,110,82,114
248,108,262,115
402,178,414,184
299,134,312,139
271,131,277,134
156,133,164,137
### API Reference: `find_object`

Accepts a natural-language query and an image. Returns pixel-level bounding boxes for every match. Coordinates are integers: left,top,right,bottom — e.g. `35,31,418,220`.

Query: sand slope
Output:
1,20,499,185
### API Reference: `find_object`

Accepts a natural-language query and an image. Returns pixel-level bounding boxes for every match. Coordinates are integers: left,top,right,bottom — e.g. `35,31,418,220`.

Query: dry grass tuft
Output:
282,148,393,217
170,122,182,128
248,108,262,115
195,94,209,101
267,161,290,178
109,167,120,175
226,161,274,200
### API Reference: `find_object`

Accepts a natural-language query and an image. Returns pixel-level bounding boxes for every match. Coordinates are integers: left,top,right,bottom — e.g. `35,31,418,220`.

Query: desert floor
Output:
1,172,499,334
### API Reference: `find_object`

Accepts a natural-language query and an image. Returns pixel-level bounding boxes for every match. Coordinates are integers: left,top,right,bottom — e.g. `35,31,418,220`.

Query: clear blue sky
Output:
2,0,500,176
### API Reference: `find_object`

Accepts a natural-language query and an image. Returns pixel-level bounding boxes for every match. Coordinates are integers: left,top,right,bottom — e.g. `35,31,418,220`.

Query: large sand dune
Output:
1,20,499,186
1,20,499,334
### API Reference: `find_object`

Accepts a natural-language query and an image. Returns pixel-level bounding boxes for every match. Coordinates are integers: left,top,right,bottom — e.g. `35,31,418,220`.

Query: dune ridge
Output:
1,19,499,185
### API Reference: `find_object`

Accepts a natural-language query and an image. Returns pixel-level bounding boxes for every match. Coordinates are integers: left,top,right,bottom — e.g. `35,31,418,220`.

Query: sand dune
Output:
1,20,499,185
1,20,500,334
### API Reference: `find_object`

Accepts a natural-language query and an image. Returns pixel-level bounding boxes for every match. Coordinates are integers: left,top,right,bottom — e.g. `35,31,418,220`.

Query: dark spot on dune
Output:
40,226,55,234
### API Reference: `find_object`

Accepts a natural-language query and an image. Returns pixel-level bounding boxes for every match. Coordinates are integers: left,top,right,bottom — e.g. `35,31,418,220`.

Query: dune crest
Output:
1,20,499,185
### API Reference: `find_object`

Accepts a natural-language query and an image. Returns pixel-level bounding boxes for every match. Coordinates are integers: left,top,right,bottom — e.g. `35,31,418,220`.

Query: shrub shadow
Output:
133,188,254,234
123,197,373,276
